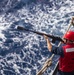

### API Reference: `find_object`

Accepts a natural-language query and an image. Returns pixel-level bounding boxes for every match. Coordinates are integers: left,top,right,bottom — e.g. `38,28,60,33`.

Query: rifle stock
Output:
17,26,63,43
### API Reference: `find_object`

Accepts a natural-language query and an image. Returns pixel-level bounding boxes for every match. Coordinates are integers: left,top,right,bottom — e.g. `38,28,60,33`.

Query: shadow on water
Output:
0,0,37,14
0,0,61,14
0,20,34,56
7,0,36,13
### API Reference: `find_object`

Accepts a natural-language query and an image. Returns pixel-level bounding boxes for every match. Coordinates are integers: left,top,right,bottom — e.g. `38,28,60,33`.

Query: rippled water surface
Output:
0,0,74,75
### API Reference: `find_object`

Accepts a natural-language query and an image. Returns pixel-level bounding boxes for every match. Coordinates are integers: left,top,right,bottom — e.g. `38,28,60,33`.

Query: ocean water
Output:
0,0,74,75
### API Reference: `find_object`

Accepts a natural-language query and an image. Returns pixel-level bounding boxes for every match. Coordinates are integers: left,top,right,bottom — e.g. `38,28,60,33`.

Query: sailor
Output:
44,17,74,75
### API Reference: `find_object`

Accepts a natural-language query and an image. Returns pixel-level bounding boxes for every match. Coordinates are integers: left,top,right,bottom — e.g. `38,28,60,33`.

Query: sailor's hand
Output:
44,35,51,43
44,35,49,40
71,16,74,25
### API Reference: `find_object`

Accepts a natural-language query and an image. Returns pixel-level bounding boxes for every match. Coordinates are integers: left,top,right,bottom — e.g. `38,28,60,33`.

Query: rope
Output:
37,54,54,75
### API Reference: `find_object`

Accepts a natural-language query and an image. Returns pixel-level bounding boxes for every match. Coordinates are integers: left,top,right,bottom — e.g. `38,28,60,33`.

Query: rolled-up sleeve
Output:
51,45,64,57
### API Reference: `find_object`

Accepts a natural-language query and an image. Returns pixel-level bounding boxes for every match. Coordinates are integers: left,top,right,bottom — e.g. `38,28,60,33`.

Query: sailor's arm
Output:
44,35,64,56
44,35,52,52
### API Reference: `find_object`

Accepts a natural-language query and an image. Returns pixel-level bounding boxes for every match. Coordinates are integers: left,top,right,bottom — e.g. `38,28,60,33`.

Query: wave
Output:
0,0,71,14
0,0,74,75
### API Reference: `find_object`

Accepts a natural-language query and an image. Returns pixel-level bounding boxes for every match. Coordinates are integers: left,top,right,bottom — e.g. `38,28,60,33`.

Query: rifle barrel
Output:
17,26,63,42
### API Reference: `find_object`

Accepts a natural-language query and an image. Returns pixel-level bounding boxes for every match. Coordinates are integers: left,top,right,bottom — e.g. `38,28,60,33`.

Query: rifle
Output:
17,26,63,43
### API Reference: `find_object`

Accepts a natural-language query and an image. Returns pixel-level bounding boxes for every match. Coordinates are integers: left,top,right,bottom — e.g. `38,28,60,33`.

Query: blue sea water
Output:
0,0,74,75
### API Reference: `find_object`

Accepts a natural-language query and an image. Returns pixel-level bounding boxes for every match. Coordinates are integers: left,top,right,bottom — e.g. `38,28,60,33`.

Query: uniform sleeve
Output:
51,45,64,57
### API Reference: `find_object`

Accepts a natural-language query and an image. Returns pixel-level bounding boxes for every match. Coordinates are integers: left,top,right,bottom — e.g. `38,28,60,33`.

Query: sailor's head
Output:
63,31,74,44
